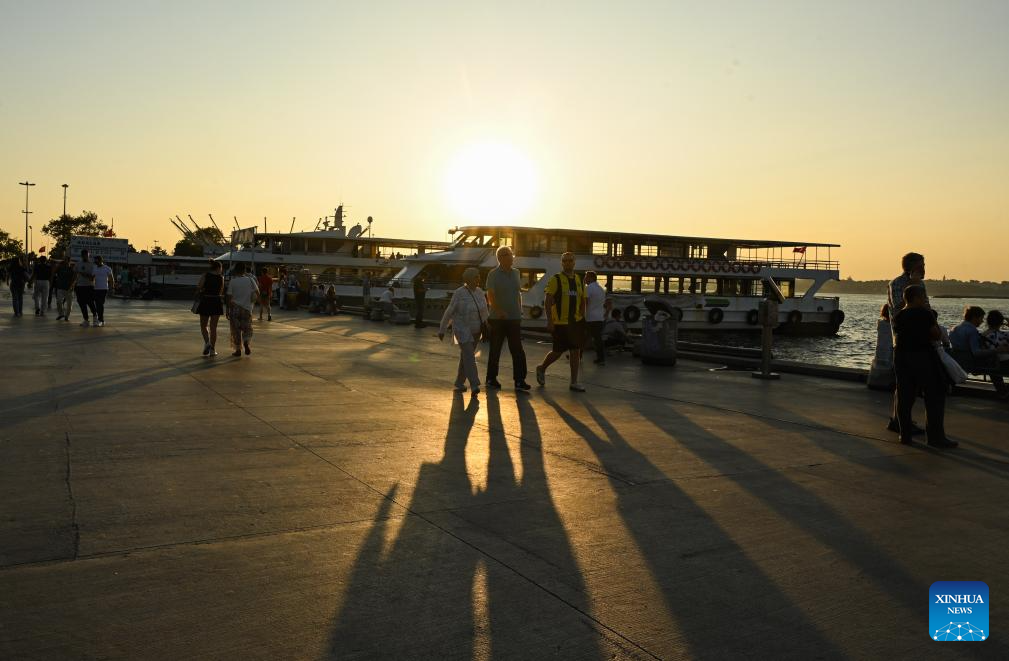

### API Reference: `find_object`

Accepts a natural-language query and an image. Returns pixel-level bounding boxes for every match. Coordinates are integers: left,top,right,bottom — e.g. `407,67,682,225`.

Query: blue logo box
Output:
930,581,989,641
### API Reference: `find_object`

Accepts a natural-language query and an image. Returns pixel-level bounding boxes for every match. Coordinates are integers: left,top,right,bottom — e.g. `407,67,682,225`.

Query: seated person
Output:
983,310,1009,363
379,285,395,318
949,305,1007,392
325,285,339,315
602,308,628,348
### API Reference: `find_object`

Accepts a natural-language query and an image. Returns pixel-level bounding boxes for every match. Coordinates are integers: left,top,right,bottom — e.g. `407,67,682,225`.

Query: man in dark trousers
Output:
892,284,955,448
412,273,427,328
886,251,925,435
485,246,531,391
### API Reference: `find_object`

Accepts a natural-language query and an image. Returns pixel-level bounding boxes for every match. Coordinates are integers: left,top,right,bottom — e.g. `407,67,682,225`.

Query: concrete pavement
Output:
1,295,1007,660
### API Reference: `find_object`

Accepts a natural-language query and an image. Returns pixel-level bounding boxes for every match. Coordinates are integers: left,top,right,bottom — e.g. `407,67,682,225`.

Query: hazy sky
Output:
2,1,1007,280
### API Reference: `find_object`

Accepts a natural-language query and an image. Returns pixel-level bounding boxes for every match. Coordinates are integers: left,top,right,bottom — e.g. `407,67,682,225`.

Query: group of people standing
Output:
5,249,114,326
438,248,610,394
885,251,1008,449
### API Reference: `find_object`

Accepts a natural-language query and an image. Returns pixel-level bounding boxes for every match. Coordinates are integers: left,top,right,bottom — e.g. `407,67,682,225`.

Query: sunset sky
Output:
2,1,1007,280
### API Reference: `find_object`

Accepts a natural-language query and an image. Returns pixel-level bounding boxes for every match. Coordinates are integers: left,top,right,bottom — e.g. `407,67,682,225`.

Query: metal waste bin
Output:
639,299,679,366
285,292,299,310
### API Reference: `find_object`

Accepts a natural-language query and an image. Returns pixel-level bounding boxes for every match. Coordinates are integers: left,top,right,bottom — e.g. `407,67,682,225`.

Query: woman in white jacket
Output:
438,267,489,394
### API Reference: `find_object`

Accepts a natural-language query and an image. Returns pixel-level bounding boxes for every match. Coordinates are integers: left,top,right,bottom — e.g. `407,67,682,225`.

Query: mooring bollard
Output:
752,298,780,380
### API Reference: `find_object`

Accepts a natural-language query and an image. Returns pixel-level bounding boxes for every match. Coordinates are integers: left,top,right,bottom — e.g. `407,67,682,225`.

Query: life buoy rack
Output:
708,307,724,324
829,309,845,327
623,305,641,323
529,305,543,319
787,310,803,325
648,259,660,271
701,262,712,272
659,258,670,270
594,255,606,268
746,309,760,325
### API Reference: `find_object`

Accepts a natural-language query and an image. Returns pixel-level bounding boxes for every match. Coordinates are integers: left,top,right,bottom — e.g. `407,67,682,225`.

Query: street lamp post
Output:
19,180,35,255
62,183,69,218
28,225,33,254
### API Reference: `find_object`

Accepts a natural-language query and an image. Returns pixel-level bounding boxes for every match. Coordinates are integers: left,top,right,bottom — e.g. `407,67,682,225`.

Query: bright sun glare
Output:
443,141,539,225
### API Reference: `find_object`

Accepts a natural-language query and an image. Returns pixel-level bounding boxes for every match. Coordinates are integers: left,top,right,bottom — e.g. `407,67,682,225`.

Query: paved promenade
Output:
1,296,1007,660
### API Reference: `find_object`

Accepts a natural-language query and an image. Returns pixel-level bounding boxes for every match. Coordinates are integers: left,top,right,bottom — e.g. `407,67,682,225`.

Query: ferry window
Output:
611,275,633,293
659,242,685,257
498,234,513,248
308,238,324,253
549,235,568,253
592,242,609,256
704,279,719,294
636,243,658,257
526,235,549,253
640,275,659,292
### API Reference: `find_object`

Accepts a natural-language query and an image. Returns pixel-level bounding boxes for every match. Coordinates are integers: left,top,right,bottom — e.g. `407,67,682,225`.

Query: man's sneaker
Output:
927,438,959,449
487,379,502,389
515,381,532,391
535,365,546,386
244,343,251,355
97,320,105,327
232,350,242,357
80,320,90,327
569,382,586,392
210,349,218,357
268,314,272,321
203,344,212,356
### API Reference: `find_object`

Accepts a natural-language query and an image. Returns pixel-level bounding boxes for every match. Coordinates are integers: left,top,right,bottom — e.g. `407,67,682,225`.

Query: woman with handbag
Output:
438,267,489,394
194,260,225,357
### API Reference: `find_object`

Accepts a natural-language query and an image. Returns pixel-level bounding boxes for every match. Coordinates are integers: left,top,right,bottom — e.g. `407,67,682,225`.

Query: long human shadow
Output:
329,392,608,659
476,393,605,659
328,393,481,659
621,399,1009,656
539,394,846,659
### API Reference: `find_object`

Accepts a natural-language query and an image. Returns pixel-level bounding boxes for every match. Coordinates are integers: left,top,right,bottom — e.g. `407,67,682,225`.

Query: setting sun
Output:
442,140,539,225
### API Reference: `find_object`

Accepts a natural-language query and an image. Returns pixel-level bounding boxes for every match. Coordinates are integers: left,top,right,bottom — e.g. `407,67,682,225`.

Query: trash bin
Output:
285,292,299,310
369,307,385,321
640,299,679,366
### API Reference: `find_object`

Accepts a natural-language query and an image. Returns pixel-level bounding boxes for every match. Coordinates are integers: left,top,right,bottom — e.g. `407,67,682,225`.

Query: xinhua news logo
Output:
930,581,989,641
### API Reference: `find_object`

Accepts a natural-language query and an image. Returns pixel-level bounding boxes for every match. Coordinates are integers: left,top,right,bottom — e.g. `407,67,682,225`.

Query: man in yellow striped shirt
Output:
536,252,588,392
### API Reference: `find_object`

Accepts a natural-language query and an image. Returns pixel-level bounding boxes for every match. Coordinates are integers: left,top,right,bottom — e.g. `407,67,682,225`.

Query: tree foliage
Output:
172,227,225,257
151,245,168,256
41,212,110,257
0,228,24,261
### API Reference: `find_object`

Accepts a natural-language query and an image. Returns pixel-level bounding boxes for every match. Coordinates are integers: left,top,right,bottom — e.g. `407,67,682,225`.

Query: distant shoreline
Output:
818,279,1009,300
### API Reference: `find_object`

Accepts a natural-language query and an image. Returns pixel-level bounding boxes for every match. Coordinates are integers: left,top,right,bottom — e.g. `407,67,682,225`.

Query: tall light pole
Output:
62,183,69,218
19,181,35,255
28,225,33,254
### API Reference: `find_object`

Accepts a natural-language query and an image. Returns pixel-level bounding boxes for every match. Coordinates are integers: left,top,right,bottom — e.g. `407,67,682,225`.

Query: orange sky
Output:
2,2,1007,280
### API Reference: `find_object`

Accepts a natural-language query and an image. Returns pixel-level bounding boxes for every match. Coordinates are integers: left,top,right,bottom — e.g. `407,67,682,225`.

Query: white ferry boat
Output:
214,208,449,296
390,225,845,335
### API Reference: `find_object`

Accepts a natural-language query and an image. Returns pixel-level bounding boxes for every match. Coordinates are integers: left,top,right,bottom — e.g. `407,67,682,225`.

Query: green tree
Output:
41,211,110,257
151,245,168,256
172,227,224,256
0,229,24,260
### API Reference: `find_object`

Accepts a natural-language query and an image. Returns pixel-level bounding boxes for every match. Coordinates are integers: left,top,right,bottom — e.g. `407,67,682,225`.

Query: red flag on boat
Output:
793,246,806,253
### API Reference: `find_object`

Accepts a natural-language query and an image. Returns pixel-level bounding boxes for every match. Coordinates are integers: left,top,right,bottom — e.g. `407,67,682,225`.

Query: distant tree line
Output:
820,278,1009,298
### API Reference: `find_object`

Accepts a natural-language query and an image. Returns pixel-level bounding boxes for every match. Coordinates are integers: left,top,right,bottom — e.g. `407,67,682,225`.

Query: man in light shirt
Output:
74,249,98,327
91,256,115,327
225,263,260,357
485,246,530,390
584,271,608,365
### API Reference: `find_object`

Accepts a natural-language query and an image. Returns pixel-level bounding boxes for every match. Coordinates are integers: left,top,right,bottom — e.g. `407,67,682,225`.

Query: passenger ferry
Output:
214,207,449,291
389,226,845,335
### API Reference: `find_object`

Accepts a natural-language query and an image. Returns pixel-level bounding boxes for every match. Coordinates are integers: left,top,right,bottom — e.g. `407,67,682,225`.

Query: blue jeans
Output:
10,284,24,315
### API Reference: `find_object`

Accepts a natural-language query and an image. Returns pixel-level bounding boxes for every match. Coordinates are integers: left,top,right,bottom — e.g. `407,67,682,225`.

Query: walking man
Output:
362,273,372,315
256,267,273,321
30,256,52,316
53,256,76,321
225,262,259,357
886,252,925,434
74,249,98,327
535,252,587,392
485,246,531,390
412,272,428,328
91,256,114,326
584,271,608,364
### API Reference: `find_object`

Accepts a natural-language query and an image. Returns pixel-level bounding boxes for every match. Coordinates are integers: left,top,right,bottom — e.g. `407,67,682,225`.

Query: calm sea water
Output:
686,293,1009,370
